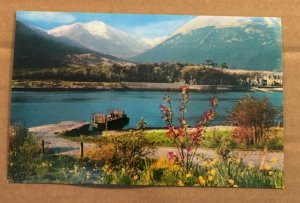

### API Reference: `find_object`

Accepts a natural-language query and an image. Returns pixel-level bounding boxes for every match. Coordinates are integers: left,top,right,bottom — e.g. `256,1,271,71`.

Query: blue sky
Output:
16,11,194,38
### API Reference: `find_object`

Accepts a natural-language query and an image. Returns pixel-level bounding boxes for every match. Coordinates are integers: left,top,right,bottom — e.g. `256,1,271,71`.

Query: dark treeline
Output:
13,62,243,85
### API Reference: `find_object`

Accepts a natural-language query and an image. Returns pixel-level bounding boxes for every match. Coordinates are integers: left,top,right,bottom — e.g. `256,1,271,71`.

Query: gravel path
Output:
29,121,96,157
29,122,283,169
152,146,283,169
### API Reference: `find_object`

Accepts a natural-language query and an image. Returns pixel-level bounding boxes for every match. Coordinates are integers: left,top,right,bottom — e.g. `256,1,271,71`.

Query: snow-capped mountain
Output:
48,20,159,58
130,16,282,70
13,21,133,70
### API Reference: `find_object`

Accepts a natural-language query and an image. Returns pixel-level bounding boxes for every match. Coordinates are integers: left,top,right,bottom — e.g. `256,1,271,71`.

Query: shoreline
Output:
12,80,283,92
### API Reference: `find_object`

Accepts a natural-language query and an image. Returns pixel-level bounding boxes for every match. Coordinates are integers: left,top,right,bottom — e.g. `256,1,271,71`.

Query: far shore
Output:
12,80,283,92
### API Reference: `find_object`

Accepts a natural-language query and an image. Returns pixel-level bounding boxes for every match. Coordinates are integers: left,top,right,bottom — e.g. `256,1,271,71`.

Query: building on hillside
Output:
247,72,283,87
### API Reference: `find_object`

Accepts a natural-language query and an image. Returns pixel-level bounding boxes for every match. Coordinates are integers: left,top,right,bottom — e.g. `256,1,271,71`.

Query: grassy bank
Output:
60,127,283,151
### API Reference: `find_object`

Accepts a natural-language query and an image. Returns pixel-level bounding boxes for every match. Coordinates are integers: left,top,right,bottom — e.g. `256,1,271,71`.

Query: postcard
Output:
9,11,283,188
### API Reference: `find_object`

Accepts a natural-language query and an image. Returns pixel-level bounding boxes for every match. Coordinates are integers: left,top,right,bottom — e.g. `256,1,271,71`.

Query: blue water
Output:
10,91,283,128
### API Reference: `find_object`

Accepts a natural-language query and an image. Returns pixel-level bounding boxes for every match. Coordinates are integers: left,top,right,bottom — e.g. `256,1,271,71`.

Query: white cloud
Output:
130,19,189,38
17,11,76,24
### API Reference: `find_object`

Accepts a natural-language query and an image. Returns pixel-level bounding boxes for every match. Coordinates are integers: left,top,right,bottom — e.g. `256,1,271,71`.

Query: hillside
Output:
130,17,282,70
13,21,132,71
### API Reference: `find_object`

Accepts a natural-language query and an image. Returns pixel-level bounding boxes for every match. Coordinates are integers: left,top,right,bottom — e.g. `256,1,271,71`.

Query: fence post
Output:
80,141,83,159
42,140,45,155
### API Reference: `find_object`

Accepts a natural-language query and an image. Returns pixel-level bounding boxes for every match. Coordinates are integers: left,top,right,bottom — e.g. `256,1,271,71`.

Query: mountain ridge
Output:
130,17,282,70
47,20,163,58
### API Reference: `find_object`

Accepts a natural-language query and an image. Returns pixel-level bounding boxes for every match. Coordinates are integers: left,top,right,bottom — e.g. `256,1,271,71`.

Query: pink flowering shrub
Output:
160,85,218,172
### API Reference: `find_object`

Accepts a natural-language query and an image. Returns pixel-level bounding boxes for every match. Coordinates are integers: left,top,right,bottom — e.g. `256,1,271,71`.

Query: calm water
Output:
11,91,283,128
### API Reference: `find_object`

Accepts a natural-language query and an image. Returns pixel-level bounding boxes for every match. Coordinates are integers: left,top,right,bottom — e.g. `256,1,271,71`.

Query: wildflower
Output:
208,158,218,166
133,175,139,181
233,184,239,188
268,171,274,176
208,175,214,181
227,179,235,185
264,164,271,170
247,162,255,169
270,158,278,165
9,162,14,167
186,173,192,178
167,126,175,138
210,169,217,176
177,180,184,186
49,163,52,167
198,176,206,186
168,152,174,161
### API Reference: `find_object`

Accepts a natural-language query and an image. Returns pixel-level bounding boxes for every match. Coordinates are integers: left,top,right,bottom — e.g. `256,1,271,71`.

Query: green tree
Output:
228,96,279,145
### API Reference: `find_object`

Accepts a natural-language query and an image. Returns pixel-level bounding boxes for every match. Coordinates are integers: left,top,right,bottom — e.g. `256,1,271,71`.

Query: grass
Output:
59,127,283,151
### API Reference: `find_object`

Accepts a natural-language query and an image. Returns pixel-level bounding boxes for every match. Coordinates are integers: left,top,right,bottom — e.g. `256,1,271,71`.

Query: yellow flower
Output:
208,175,214,181
210,169,217,176
227,179,235,185
247,162,255,169
133,175,139,181
177,180,184,186
186,173,192,178
49,163,52,167
198,176,206,185
209,158,218,166
270,158,278,164
9,162,14,167
268,171,273,176
233,184,239,188
264,164,271,170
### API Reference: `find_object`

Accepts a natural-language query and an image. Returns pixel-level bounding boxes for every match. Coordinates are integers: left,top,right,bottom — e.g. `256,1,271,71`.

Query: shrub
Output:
160,85,218,172
86,143,115,165
228,96,279,145
92,130,155,174
8,123,42,182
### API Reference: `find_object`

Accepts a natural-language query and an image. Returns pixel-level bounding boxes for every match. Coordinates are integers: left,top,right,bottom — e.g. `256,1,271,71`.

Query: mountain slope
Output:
47,21,153,58
130,17,282,70
13,21,131,70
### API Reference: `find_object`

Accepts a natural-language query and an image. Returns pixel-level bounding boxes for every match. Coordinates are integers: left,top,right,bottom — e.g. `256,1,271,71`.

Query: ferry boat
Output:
92,110,129,131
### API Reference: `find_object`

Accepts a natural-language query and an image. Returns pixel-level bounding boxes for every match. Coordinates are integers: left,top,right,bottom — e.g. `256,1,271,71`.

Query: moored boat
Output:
92,110,129,131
